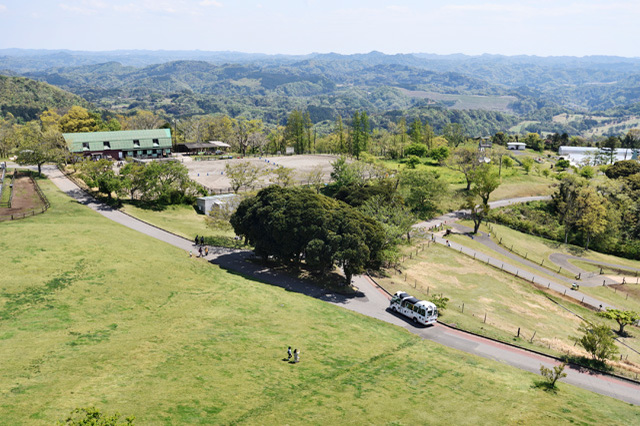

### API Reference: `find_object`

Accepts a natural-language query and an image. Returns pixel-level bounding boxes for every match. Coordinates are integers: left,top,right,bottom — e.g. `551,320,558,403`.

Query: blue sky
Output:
0,0,638,57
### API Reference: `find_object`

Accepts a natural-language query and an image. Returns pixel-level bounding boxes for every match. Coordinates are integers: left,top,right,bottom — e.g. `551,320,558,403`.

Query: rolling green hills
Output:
0,75,87,121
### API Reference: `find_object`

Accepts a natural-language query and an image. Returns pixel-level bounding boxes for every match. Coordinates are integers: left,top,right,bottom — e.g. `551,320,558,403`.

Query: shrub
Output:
404,143,429,157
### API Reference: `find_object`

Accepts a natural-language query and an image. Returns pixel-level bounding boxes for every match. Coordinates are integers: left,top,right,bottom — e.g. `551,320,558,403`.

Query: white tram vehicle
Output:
389,291,438,326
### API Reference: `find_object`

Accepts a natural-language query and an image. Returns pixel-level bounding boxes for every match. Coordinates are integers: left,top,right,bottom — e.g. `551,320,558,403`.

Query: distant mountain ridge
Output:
2,49,640,137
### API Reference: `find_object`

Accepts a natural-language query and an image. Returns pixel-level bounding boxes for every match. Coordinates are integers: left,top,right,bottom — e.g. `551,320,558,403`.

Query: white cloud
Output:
58,3,99,16
200,0,222,6
0,4,6,13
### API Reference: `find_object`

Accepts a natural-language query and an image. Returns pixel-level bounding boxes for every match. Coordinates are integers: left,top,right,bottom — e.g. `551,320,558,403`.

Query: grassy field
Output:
121,202,243,248
509,120,540,133
378,242,640,376
449,221,640,313
1,178,639,423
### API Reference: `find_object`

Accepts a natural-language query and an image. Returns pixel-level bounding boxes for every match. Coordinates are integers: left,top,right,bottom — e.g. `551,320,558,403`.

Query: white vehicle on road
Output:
389,291,438,325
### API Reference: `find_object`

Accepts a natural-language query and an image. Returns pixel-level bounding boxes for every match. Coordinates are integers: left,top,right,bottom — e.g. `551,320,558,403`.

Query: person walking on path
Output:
287,346,292,360
195,235,199,246
205,246,209,257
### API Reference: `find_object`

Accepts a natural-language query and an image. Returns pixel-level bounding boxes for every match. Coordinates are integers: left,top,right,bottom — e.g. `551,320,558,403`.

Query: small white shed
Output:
196,194,238,215
507,142,526,150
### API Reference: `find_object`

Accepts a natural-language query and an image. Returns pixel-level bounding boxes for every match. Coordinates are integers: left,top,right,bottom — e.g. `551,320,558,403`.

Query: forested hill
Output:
3,50,640,136
4,49,640,113
0,75,88,121
22,59,496,98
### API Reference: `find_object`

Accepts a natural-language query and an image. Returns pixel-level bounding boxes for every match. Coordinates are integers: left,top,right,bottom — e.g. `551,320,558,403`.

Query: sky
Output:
0,0,638,57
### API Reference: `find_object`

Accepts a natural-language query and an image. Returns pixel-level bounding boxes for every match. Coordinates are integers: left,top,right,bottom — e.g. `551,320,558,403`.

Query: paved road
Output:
42,167,640,405
413,196,615,310
443,222,614,310
550,253,640,286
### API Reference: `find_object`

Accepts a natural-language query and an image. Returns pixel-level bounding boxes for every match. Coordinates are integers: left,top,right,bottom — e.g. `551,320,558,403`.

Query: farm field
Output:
397,88,518,112
1,178,640,423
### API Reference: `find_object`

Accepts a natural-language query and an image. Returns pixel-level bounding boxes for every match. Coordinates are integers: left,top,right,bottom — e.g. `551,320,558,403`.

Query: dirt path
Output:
0,172,45,219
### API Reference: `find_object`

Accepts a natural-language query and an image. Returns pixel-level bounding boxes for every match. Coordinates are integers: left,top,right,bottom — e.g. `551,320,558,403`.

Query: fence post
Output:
461,303,464,313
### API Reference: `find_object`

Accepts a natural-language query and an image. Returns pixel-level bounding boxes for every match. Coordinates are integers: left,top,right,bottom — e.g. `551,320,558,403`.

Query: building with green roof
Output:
63,129,172,160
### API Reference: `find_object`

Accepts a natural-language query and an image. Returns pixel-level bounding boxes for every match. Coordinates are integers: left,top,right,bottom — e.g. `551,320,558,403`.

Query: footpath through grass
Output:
0,179,639,424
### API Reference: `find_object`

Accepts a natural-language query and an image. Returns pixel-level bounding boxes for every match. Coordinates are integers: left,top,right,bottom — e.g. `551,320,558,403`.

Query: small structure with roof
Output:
63,129,172,160
176,141,231,155
196,193,238,215
558,146,638,166
507,142,526,150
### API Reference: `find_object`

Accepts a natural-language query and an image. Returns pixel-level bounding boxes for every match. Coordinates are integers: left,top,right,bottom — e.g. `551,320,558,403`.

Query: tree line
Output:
490,160,640,259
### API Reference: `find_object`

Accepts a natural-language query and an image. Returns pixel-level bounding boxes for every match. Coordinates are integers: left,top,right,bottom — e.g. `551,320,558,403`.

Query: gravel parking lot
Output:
183,154,340,192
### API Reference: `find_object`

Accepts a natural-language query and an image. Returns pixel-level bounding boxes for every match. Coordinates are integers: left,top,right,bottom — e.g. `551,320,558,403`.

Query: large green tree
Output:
597,309,640,336
349,111,369,159
443,123,466,147
400,169,448,219
59,106,101,133
232,118,263,156
466,164,501,233
230,186,385,285
552,175,587,243
14,122,66,175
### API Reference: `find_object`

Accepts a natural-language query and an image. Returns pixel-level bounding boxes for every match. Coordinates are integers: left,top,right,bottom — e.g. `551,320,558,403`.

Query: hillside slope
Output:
0,75,87,121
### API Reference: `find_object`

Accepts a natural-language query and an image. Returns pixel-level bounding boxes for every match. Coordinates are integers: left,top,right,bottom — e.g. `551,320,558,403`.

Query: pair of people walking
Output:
287,346,300,363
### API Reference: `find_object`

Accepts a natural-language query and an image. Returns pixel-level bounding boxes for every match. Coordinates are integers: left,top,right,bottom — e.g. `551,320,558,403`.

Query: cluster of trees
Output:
490,160,640,258
231,186,385,284
77,159,200,205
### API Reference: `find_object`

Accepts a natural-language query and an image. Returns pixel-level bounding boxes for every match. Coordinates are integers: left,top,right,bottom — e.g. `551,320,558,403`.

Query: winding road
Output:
41,166,640,406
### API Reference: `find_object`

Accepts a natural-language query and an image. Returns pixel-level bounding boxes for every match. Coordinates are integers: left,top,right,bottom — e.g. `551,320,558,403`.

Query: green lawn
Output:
120,202,243,248
1,177,639,423
378,242,640,376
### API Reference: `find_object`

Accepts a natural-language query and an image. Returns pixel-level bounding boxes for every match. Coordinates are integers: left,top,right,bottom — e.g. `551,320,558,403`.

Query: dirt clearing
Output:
183,154,339,192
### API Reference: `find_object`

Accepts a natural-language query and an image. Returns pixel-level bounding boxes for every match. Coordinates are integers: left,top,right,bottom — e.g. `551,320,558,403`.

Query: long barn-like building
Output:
63,129,172,160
